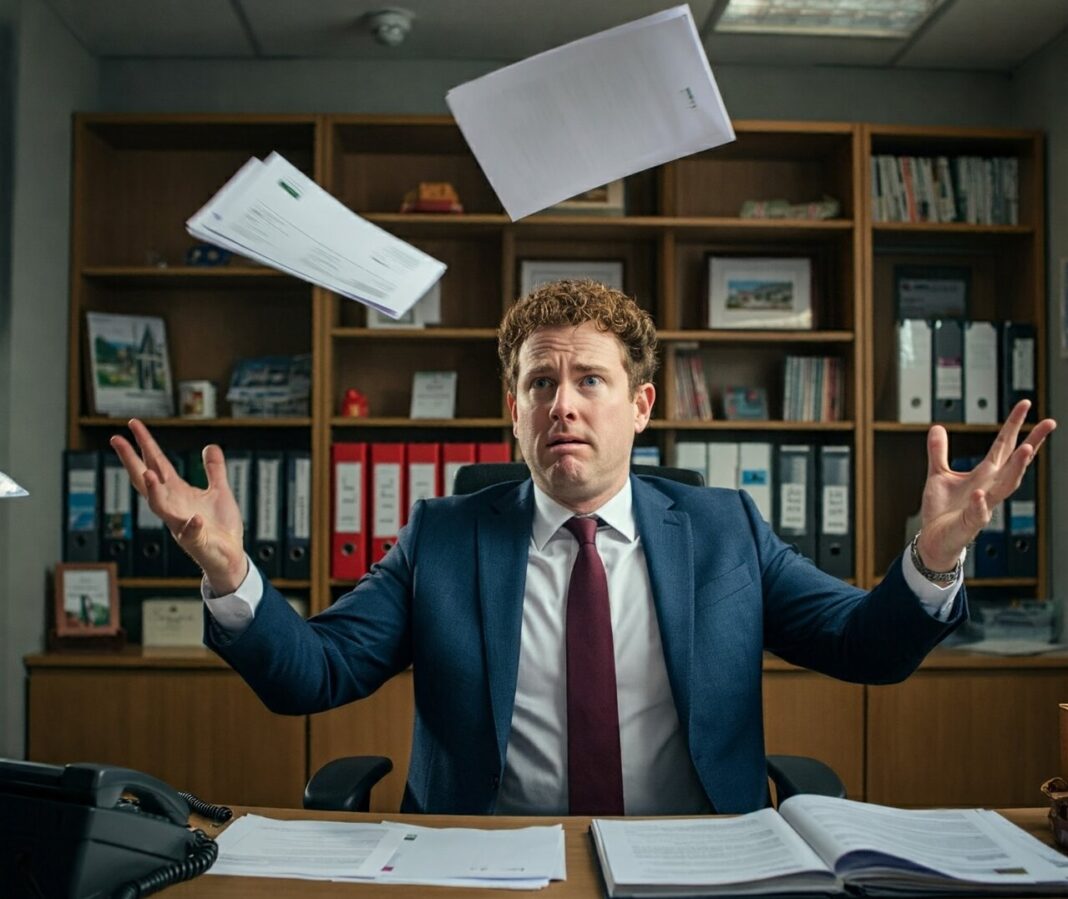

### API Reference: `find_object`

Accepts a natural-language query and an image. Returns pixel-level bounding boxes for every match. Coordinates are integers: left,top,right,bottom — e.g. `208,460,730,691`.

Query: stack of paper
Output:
186,152,446,320
446,4,735,220
210,814,565,890
0,471,28,498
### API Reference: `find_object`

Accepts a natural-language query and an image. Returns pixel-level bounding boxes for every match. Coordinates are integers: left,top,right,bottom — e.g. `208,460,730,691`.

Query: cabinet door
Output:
308,669,414,813
763,668,865,799
28,668,306,807
867,667,1068,807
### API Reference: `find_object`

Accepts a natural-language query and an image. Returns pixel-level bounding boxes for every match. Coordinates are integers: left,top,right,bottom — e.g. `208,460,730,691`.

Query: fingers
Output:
109,434,150,494
926,424,949,478
127,418,179,483
985,400,1030,467
1021,417,1057,456
202,444,231,493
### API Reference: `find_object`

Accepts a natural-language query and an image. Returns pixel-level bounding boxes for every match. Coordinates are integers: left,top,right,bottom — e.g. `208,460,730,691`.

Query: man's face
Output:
506,322,655,514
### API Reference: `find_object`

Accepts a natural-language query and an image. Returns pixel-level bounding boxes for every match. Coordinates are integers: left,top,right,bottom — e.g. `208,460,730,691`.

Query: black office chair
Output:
304,462,846,812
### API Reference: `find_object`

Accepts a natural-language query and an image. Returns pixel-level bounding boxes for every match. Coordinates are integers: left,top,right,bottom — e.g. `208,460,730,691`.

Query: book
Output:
591,794,1068,898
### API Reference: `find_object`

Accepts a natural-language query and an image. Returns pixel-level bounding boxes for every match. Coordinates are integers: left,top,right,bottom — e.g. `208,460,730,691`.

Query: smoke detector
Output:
365,8,415,47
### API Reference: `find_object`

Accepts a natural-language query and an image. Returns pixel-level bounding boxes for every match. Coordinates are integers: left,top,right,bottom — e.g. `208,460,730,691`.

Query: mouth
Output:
547,436,589,451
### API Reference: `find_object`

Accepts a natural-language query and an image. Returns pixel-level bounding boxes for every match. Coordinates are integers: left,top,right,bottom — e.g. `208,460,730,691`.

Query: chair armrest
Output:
303,756,393,812
766,754,846,803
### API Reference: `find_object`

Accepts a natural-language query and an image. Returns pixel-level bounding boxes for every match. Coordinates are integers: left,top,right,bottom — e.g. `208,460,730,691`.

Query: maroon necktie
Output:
564,516,624,815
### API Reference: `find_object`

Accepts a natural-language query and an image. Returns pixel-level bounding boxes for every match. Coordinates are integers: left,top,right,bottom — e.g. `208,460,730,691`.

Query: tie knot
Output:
565,516,599,546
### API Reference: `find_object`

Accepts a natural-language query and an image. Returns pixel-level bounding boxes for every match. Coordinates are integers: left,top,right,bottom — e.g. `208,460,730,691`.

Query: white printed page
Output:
591,811,836,891
187,153,446,318
209,814,407,880
446,5,734,220
780,795,1068,888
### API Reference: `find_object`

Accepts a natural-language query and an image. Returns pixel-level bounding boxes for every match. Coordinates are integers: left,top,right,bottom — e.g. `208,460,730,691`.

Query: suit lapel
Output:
477,480,534,768
632,476,695,731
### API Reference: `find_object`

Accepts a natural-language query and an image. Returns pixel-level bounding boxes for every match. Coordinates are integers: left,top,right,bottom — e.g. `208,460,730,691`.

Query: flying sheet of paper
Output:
187,153,446,319
446,4,734,220
0,470,28,498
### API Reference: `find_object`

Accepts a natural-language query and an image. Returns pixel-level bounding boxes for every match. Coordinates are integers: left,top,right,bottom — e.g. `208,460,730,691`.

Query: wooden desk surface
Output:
168,806,1062,897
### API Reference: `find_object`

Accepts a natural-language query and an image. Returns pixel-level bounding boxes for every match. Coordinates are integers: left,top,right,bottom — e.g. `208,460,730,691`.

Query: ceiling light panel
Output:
715,0,946,38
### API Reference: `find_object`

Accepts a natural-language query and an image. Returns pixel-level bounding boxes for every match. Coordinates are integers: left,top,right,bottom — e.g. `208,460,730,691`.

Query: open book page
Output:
591,811,838,895
779,795,1068,890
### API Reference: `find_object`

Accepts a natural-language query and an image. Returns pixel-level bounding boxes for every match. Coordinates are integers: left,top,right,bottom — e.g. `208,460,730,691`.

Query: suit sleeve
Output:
742,491,967,683
204,500,425,715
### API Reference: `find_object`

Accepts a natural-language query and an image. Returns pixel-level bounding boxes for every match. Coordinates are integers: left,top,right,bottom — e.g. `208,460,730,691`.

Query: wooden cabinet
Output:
867,651,1068,808
25,650,306,807
38,113,1051,811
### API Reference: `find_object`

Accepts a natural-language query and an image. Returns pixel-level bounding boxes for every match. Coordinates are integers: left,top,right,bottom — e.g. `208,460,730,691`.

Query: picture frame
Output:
723,386,770,421
893,265,970,320
519,259,625,297
367,281,443,329
86,312,175,417
706,257,813,330
544,179,625,216
54,562,120,637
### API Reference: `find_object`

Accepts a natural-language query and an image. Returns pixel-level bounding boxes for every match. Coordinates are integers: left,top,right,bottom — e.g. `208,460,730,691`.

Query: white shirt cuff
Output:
901,543,966,622
201,555,264,635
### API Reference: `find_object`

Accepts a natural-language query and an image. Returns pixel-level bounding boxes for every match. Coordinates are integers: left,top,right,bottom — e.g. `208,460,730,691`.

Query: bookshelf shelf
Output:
79,416,313,429
329,417,511,428
872,421,1037,433
119,577,312,590
331,328,498,340
659,330,854,344
649,420,855,431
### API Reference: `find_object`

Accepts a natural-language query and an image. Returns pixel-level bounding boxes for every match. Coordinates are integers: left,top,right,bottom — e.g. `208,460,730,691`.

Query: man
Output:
111,279,1055,816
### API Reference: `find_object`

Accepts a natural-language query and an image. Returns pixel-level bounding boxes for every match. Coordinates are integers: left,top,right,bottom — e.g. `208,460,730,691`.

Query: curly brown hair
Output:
498,279,659,393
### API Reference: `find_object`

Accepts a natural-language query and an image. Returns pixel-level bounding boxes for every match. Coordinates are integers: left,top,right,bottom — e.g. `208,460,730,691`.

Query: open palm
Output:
918,400,1055,571
110,419,248,593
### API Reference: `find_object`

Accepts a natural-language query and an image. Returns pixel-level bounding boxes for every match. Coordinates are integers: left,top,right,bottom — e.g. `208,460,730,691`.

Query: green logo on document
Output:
278,180,300,199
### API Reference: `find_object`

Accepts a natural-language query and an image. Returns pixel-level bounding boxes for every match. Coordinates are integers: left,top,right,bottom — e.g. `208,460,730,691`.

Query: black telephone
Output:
0,758,229,898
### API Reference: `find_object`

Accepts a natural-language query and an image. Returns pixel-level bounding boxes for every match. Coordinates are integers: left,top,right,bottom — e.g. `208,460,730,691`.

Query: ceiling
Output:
41,0,1068,73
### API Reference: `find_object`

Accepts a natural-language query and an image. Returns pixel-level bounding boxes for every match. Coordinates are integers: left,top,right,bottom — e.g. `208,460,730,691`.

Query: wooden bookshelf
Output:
41,113,1049,809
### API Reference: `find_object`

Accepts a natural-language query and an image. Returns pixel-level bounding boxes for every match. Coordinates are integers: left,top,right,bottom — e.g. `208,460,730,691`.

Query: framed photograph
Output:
86,312,174,417
545,179,625,216
367,281,443,329
410,370,457,419
894,265,970,320
54,562,120,637
707,257,813,330
723,386,769,421
519,260,624,296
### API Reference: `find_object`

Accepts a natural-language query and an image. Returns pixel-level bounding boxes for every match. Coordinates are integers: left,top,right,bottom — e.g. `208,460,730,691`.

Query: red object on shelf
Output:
340,388,369,417
399,181,464,214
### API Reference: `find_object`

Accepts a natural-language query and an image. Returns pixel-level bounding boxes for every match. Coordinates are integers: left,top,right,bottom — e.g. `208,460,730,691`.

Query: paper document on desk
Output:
373,820,565,888
446,4,734,220
187,152,446,319
209,814,407,880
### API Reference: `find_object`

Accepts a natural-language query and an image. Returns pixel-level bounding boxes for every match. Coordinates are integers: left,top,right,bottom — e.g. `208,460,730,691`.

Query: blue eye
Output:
531,377,552,389
581,375,602,387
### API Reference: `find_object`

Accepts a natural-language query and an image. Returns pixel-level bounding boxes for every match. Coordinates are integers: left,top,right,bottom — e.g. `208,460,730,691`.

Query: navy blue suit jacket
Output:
207,474,965,814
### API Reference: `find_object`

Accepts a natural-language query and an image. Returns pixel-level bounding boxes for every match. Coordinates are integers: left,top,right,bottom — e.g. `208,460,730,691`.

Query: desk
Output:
167,806,1059,897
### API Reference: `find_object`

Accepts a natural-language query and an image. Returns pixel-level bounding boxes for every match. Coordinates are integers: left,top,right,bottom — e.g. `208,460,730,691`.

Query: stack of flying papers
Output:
186,152,446,320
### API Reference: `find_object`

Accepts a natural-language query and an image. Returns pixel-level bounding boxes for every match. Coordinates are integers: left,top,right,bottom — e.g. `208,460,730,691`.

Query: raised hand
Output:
917,400,1056,572
109,419,248,594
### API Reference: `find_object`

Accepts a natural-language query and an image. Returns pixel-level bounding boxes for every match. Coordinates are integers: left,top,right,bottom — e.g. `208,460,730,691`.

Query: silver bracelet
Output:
909,531,961,584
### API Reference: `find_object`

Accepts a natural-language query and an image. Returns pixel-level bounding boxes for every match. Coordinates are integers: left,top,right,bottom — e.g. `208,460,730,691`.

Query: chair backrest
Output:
453,462,704,495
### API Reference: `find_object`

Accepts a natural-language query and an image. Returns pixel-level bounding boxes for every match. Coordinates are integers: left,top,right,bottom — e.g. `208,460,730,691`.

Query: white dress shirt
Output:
205,483,962,814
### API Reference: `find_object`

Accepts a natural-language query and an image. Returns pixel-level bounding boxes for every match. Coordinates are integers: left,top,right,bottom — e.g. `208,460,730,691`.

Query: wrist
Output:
910,531,961,584
205,555,249,596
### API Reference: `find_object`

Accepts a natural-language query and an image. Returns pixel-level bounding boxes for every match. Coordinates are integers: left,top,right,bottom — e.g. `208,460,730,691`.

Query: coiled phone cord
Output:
111,792,232,898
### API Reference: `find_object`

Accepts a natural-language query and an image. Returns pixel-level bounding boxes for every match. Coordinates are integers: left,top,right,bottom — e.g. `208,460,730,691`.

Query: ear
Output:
632,383,655,433
506,391,519,438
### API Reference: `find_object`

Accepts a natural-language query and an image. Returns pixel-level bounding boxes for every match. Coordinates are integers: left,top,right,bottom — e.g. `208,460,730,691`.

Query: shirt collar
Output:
530,477,636,550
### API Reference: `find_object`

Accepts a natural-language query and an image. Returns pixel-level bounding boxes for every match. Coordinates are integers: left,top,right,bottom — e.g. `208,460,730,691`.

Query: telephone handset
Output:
0,757,230,898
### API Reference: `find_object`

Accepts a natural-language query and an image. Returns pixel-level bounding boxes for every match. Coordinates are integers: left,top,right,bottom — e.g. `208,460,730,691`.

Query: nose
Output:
549,382,577,421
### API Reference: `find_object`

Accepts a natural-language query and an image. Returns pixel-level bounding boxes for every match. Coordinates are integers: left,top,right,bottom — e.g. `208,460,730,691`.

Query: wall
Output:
0,0,97,757
98,57,1015,126
1013,28,1068,612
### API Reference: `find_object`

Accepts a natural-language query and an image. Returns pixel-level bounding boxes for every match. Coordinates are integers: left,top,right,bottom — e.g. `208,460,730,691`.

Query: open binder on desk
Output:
591,794,1068,897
